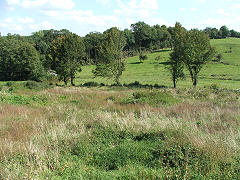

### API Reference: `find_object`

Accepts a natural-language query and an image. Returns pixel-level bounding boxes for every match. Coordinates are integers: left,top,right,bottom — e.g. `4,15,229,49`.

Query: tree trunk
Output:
71,77,75,86
115,76,120,86
193,76,197,87
173,78,176,88
64,78,68,86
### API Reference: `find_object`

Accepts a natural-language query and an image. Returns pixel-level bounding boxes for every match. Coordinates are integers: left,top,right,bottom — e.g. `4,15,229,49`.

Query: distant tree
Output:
219,25,230,38
152,25,172,50
49,33,85,85
131,21,152,51
123,29,135,53
230,30,239,38
0,37,44,81
83,32,104,64
183,29,215,86
168,23,186,88
93,27,126,85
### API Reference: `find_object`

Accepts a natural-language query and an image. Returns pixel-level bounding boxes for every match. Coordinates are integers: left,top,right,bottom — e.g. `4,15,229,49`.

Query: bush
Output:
0,38,45,81
83,81,99,87
120,90,179,107
155,56,161,61
24,81,53,90
139,53,148,63
215,53,223,62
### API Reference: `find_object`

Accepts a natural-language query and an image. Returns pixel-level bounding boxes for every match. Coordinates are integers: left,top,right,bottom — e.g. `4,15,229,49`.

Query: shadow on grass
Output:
78,81,168,89
129,62,143,65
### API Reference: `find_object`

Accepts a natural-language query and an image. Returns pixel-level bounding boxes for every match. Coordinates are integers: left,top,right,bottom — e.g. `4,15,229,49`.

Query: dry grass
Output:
0,86,240,179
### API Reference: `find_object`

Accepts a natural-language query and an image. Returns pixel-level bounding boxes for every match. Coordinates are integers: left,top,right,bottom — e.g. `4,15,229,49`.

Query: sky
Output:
0,0,240,36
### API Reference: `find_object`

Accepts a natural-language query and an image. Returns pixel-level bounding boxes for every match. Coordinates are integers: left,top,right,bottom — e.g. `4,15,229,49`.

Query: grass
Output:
75,38,240,89
0,84,240,179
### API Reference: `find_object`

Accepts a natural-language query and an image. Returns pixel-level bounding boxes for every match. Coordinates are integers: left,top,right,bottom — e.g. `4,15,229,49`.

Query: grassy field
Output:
76,38,240,89
0,82,240,179
0,38,240,179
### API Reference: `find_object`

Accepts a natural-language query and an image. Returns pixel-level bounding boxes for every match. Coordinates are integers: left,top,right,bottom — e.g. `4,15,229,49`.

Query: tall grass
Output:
0,86,240,179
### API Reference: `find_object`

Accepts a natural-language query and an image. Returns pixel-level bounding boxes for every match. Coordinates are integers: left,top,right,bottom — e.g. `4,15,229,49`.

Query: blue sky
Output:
0,0,240,36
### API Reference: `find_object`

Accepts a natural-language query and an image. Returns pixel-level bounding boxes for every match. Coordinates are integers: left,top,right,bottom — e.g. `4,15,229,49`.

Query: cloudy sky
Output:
0,0,240,36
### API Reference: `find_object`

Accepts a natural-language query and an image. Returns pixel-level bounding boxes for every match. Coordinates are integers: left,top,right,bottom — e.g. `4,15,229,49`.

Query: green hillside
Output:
76,38,240,89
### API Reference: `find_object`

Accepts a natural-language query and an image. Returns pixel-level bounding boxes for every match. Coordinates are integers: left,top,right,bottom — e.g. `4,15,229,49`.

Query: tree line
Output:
0,22,234,87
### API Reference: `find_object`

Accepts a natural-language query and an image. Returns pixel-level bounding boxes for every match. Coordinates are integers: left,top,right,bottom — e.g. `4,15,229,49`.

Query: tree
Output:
83,32,104,64
49,33,85,85
131,21,152,51
168,23,186,88
93,27,126,85
219,25,230,38
123,29,136,55
183,29,215,86
0,37,44,81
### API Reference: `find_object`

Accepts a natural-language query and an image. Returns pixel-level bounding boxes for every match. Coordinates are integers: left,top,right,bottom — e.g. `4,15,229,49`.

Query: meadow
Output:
76,38,240,89
0,38,240,179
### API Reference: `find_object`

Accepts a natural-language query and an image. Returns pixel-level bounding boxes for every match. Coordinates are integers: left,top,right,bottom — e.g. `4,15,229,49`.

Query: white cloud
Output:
29,21,55,30
6,0,75,10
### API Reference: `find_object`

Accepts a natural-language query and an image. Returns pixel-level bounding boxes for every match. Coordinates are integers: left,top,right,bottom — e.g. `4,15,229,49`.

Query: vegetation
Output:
0,84,240,179
0,37,44,81
93,27,126,85
49,32,85,85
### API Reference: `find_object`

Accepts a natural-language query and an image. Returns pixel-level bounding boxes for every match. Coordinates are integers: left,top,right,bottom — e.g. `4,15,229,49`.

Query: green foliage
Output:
83,81,100,87
139,53,148,63
0,93,49,106
49,32,86,85
24,81,54,90
170,23,215,87
84,32,104,64
68,126,240,179
0,37,45,81
93,27,126,85
155,55,161,61
215,53,223,62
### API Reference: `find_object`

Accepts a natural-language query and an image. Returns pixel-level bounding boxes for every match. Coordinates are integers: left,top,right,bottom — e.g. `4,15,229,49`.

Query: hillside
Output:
77,38,240,89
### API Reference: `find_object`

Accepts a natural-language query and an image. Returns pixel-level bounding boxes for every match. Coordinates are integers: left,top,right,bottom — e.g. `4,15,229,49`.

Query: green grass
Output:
0,86,240,179
75,38,240,89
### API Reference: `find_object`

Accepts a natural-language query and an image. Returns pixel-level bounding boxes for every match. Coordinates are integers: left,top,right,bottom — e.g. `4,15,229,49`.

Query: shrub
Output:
24,81,53,90
83,81,99,87
120,90,179,107
215,53,223,62
155,55,161,61
139,53,148,63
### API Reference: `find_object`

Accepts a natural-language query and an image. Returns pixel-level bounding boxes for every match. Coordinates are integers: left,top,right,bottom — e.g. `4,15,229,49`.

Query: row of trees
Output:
204,26,240,39
0,22,230,87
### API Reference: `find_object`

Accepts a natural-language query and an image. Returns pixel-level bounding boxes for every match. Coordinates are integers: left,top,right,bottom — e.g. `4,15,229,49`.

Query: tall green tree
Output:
93,27,126,85
219,25,230,38
49,33,85,85
183,29,215,86
83,32,103,64
0,37,44,81
131,21,152,51
168,23,186,88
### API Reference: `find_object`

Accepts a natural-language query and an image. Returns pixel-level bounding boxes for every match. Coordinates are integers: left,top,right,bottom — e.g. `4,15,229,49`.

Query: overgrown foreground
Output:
0,83,240,179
